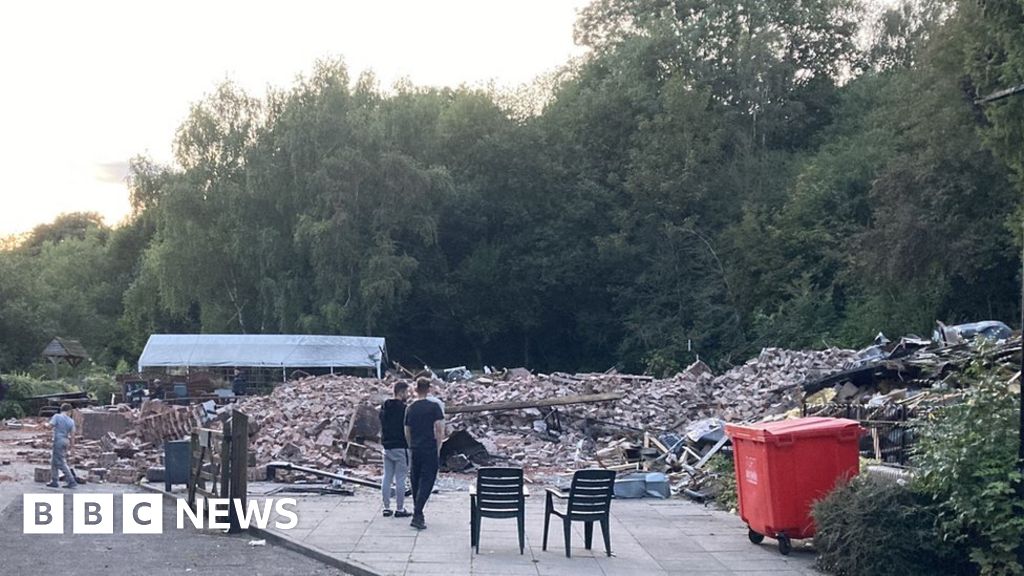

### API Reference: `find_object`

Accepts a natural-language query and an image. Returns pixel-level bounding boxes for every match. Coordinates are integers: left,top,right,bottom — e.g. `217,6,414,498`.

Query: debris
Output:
933,320,1012,345
801,330,1021,463
614,472,671,499
685,418,726,445
247,539,266,547
446,392,625,414
265,461,383,489
1,345,878,484
72,408,131,440
34,467,51,484
444,454,472,472
805,329,1020,396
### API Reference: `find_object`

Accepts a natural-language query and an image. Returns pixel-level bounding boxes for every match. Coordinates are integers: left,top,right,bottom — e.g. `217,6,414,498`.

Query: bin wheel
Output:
776,534,792,556
748,529,764,544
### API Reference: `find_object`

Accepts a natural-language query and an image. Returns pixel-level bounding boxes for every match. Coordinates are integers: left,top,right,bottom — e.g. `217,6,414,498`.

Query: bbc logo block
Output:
123,494,164,534
23,493,163,534
23,494,63,534
23,493,297,534
73,493,114,534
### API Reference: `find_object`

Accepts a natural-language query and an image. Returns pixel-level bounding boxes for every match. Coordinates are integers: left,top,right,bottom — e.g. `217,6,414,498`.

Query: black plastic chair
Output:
470,467,526,554
543,469,616,558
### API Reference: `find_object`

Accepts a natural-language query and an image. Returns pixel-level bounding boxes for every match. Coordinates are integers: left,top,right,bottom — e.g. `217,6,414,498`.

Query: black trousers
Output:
409,445,439,518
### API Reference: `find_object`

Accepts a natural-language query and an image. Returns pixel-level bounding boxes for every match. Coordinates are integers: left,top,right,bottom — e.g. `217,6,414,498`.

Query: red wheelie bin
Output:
724,417,863,555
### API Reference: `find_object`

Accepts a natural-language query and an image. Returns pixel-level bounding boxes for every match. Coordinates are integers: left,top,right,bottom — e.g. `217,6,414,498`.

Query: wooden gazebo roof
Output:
42,337,89,367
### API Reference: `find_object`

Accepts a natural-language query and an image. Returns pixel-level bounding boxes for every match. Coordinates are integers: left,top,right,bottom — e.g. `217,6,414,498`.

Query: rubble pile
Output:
6,347,856,484
7,323,1017,491
230,347,855,474
236,378,393,473
12,401,204,484
798,333,1021,464
802,334,1019,409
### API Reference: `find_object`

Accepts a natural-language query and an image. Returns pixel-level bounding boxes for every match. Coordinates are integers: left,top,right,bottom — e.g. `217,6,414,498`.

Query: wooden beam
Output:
266,461,384,490
446,392,623,414
649,435,671,455
603,462,640,471
694,436,730,469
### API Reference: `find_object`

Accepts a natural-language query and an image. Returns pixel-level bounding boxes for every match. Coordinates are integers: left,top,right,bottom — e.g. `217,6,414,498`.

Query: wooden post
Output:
227,410,249,534
220,419,232,502
188,430,199,509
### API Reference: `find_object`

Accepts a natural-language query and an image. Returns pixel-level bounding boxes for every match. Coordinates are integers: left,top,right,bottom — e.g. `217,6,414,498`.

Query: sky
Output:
0,1,590,236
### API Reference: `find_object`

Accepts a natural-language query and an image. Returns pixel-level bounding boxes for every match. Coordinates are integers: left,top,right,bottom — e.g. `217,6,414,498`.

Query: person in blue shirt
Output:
47,403,77,488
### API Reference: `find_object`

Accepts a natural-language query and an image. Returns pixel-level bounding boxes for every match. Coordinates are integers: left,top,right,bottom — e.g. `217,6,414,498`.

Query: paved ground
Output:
0,483,347,576
0,426,347,576
260,486,821,576
1,426,823,575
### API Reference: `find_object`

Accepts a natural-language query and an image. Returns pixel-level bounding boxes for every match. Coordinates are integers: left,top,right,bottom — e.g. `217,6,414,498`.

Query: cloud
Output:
94,161,130,184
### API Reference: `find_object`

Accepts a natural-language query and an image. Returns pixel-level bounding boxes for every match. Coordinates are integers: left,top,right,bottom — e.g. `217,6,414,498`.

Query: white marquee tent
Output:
137,334,387,377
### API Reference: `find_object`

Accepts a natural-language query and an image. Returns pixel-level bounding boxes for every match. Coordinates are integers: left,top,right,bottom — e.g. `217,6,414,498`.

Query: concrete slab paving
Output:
262,488,821,576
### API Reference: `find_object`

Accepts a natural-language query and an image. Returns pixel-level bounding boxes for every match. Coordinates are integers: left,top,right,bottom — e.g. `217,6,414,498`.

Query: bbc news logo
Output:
23,494,298,534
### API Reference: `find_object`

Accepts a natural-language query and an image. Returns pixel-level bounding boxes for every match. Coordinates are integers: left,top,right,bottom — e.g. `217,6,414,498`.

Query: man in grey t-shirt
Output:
47,403,77,488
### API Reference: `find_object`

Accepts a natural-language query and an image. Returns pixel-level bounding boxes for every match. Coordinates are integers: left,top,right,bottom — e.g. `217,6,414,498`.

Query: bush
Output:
80,373,118,405
706,452,739,511
913,364,1023,576
812,475,970,576
0,368,113,414
0,400,24,419
4,373,73,398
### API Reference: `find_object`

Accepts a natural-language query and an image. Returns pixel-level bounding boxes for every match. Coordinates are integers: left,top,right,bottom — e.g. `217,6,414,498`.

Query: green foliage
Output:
913,365,1024,576
0,373,74,417
0,0,1021,373
2,373,72,399
0,211,143,369
0,401,24,420
955,0,1024,192
812,475,969,576
706,452,739,512
0,369,118,413
79,366,119,405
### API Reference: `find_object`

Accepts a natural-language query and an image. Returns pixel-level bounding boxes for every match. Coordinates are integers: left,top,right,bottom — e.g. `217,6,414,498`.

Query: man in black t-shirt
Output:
379,381,411,518
404,377,445,530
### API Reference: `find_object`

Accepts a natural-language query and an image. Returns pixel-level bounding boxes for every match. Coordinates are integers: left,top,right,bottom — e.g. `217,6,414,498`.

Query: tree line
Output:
1,0,1021,375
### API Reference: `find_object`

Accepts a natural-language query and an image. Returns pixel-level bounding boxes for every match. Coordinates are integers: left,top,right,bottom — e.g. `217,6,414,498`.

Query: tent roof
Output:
137,334,386,371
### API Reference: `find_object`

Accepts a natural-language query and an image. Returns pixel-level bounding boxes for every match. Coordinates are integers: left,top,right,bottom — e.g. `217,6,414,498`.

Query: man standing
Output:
404,378,444,530
379,381,411,518
231,368,248,396
47,403,77,488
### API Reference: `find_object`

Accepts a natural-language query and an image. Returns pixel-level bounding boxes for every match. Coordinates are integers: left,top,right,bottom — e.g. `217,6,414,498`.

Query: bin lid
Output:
725,417,863,444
